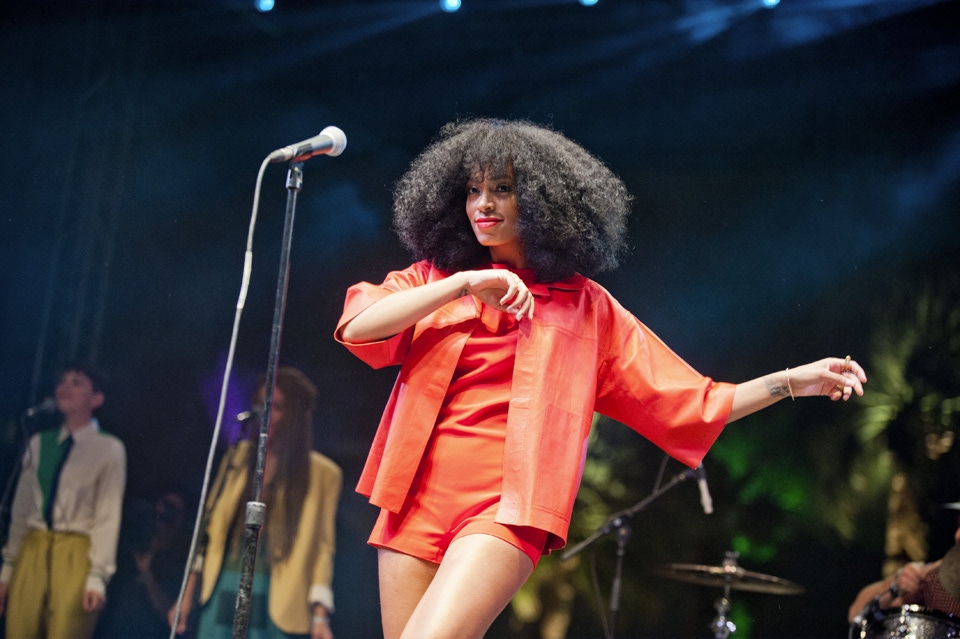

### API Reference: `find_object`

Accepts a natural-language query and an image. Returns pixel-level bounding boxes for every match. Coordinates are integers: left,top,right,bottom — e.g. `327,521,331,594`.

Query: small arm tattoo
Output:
457,287,469,298
765,374,790,398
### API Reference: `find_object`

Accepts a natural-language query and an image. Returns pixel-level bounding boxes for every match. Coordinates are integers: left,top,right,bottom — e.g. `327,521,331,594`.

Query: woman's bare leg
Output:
398,533,535,639
378,548,439,639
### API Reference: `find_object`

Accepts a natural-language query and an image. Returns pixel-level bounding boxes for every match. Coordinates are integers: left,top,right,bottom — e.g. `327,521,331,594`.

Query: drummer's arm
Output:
847,576,899,623
847,561,929,623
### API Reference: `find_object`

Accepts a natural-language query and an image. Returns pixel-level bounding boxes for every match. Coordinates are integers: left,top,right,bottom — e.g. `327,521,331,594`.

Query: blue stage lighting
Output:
762,0,779,7
256,0,274,11
579,0,599,5
440,0,461,12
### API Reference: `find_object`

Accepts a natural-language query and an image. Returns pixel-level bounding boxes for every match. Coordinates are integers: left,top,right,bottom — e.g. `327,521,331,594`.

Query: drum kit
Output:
849,605,960,639
656,551,960,639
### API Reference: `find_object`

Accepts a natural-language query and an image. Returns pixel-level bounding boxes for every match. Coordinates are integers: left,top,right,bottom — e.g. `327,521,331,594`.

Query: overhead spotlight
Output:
579,0,599,5
256,0,274,11
762,0,779,7
440,0,461,12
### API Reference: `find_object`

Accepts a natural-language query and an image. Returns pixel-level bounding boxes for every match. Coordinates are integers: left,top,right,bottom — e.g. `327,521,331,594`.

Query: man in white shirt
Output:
0,363,127,639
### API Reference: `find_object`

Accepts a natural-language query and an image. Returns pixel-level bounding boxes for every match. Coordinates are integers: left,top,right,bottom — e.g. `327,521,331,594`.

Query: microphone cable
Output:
167,155,270,639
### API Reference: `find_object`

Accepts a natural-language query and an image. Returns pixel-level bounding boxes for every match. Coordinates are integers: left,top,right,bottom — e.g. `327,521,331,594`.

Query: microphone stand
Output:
561,466,699,639
0,412,53,546
231,162,303,639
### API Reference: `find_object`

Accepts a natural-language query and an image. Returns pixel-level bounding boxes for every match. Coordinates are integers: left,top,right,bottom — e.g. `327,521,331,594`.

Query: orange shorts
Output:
368,414,548,567
370,496,548,568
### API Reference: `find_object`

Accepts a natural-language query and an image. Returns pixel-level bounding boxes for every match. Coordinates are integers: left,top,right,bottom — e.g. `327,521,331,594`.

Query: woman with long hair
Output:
173,367,341,639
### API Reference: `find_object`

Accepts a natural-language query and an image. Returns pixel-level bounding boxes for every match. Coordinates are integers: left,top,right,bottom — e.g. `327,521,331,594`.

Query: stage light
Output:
762,0,779,7
256,0,274,11
440,0,461,12
579,0,599,6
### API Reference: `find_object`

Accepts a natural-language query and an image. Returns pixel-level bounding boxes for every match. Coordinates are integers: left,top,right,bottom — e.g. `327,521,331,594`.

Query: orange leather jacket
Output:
336,261,735,552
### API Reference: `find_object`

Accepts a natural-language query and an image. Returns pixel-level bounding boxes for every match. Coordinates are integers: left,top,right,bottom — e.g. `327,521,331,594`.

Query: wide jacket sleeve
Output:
333,262,437,369
593,289,735,468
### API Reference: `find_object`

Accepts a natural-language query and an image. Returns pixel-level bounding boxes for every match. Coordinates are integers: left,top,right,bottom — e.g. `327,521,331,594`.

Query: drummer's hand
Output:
894,562,925,596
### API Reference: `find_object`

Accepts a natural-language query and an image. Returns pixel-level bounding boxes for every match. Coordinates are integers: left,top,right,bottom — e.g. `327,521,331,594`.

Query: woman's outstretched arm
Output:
728,356,867,423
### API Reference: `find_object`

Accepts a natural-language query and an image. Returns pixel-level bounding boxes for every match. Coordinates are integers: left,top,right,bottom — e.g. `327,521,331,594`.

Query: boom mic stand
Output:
561,465,699,639
0,409,54,547
231,162,303,639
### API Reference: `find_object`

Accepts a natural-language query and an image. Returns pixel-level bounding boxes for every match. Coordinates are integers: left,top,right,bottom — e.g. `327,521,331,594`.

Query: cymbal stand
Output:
561,466,698,639
607,522,632,636
708,551,740,639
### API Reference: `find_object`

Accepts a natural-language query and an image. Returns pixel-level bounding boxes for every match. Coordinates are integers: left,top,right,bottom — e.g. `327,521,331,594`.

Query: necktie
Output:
43,435,73,529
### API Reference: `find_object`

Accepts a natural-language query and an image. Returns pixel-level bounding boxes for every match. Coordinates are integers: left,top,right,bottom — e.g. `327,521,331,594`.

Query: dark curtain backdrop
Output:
2,1,958,637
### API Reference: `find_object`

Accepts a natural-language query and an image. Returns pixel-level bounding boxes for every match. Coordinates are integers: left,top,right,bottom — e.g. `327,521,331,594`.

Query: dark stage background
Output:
1,0,959,637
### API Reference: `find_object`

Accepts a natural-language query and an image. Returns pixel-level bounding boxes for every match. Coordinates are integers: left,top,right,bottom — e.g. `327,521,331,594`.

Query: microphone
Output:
236,407,263,423
696,463,713,515
267,126,347,163
852,582,899,625
24,397,57,418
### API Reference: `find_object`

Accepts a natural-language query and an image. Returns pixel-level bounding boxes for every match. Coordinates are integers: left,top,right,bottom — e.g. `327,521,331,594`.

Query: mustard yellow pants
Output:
5,529,99,639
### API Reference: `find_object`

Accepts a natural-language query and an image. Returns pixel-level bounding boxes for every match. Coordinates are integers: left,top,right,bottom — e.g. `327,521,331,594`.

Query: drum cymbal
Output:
656,562,805,595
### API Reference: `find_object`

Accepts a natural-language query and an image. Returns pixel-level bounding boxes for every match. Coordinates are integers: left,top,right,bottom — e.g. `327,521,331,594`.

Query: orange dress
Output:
368,271,548,566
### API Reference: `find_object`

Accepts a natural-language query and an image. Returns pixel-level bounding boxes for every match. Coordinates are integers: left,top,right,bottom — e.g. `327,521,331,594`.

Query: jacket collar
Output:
485,262,585,297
